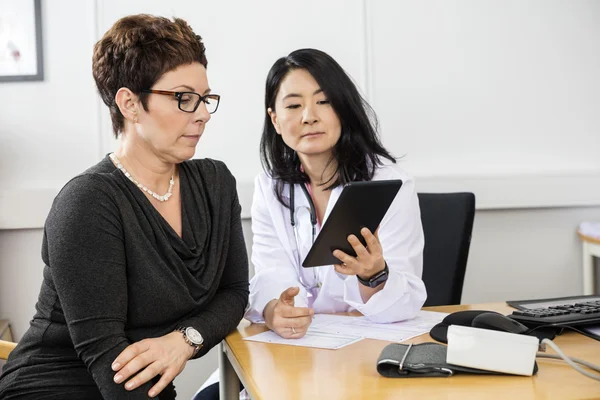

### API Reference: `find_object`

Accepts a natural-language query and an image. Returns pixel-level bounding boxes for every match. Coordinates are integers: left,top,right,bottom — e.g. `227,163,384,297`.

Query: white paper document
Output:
243,329,363,350
579,221,600,239
244,310,448,349
310,310,448,342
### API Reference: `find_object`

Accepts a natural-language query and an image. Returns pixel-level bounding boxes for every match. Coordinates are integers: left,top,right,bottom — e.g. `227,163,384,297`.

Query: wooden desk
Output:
220,303,600,400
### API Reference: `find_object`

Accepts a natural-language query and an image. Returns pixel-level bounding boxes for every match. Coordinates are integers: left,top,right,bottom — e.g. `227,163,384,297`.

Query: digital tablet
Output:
302,179,403,268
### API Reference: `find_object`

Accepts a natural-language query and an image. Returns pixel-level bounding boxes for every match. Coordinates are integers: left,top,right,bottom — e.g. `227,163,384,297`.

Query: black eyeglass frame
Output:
141,89,221,114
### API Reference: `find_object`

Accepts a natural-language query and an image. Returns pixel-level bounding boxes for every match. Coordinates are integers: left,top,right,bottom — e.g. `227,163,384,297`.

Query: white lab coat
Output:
245,164,427,324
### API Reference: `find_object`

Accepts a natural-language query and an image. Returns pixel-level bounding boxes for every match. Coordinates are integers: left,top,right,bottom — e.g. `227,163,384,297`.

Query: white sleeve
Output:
244,176,309,323
342,175,427,323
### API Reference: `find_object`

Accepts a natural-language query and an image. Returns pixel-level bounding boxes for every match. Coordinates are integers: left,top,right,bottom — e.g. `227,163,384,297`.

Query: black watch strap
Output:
357,262,389,288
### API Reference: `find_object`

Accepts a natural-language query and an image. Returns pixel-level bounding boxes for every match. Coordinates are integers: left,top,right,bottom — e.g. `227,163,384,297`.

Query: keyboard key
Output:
509,297,600,328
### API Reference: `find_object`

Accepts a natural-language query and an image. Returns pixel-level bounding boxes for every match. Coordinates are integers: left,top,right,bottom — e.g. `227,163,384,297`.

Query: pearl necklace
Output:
109,153,175,202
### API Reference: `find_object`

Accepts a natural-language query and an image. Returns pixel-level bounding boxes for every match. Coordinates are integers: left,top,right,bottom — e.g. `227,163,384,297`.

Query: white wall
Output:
97,0,368,188
1,1,599,398
371,0,600,177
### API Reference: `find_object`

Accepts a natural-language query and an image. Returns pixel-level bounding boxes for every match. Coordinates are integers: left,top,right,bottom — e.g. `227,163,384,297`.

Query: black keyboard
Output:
506,295,600,328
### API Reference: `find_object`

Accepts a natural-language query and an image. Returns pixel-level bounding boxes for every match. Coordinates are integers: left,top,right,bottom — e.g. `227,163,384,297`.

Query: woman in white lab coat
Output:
195,48,428,399
245,48,427,339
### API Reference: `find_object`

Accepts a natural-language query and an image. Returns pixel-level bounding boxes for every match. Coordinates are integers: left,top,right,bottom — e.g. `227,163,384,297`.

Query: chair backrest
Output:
418,192,475,306
0,339,17,360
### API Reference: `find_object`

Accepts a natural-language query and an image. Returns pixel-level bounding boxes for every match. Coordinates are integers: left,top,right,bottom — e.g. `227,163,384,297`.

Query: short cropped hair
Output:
92,14,207,137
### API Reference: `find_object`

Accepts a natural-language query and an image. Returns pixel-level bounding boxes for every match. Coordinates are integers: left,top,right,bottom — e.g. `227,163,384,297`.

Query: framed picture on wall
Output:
0,0,44,82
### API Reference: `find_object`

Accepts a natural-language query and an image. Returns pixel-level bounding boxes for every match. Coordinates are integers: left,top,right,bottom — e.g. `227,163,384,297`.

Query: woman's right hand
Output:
263,287,314,338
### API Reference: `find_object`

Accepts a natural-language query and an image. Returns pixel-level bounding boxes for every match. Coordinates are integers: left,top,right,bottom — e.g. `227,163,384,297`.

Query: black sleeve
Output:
44,174,153,399
179,167,250,357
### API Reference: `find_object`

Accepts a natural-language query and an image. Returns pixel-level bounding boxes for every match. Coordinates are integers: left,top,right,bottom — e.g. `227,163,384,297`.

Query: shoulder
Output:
47,161,122,228
254,171,275,191
252,171,288,214
56,158,120,208
253,171,287,201
372,163,415,188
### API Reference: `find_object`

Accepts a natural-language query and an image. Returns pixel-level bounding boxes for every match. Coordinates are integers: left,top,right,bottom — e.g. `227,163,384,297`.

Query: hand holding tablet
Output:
302,179,403,268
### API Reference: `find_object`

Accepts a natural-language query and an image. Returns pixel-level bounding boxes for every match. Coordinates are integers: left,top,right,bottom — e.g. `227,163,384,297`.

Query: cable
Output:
526,322,595,339
536,339,600,381
536,353,600,373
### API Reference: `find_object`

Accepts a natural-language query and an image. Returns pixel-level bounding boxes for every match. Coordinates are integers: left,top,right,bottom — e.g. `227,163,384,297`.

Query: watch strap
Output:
357,262,389,288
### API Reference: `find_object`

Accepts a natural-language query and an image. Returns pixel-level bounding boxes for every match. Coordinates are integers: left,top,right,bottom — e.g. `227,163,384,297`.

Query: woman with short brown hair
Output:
0,14,248,400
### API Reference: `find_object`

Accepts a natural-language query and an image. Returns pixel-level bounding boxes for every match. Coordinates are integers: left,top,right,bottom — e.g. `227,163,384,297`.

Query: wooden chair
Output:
0,339,17,361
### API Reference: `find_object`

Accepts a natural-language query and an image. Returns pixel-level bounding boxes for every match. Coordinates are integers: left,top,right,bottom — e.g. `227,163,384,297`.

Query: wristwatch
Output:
357,262,389,288
177,327,204,355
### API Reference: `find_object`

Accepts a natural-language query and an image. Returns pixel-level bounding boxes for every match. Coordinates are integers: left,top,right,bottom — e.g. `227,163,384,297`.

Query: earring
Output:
133,115,138,123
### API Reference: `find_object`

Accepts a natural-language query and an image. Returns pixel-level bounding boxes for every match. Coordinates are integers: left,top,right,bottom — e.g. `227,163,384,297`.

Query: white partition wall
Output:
2,0,599,227
95,0,368,192
368,0,600,208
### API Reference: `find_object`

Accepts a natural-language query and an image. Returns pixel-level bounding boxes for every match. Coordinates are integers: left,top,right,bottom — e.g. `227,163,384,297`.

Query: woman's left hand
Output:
332,227,386,280
112,331,195,397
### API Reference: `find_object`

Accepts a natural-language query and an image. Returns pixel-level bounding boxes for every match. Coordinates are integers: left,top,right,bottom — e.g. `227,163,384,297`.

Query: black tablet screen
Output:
302,179,403,268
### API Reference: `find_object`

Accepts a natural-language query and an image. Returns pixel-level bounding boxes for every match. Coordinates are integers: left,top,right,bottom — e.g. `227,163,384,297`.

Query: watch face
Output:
370,267,389,287
371,274,388,287
185,327,204,345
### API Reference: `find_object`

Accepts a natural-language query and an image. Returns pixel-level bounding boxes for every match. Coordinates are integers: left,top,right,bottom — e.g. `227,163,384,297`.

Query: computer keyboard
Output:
506,295,600,328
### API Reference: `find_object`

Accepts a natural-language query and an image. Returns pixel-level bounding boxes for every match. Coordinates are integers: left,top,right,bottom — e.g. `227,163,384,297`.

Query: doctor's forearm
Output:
356,257,387,303
358,281,386,303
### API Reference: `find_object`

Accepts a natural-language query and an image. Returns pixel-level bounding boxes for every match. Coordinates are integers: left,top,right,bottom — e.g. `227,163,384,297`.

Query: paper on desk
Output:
244,310,447,349
579,221,600,239
310,310,448,342
244,329,363,349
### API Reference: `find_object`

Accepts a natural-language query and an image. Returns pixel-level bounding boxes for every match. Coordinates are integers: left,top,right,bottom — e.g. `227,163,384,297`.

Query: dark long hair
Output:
259,48,396,207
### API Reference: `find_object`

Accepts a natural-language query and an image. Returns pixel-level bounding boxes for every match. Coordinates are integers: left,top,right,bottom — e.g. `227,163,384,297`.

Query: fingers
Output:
113,341,152,384
333,263,354,275
294,316,313,335
279,286,300,306
279,305,314,318
347,234,369,259
280,317,313,339
332,249,357,270
272,302,314,338
112,341,150,372
361,227,382,254
288,326,308,339
332,228,383,276
122,360,163,391
113,333,189,397
148,369,177,398
114,353,152,385
298,317,313,331
280,314,313,328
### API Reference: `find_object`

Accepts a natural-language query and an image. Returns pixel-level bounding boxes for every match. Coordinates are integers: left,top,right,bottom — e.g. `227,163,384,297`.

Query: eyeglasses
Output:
141,89,221,114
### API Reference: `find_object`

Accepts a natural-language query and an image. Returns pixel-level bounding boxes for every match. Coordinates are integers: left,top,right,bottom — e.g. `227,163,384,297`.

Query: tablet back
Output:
302,179,403,268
